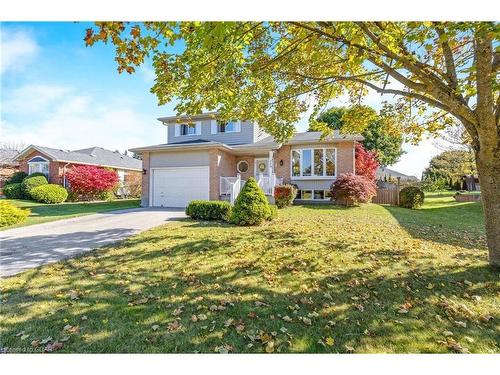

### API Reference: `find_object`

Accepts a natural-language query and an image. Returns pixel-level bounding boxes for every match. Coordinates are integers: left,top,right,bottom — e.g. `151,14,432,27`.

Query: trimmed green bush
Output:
99,190,115,201
0,201,30,227
30,184,68,204
274,184,297,208
399,186,425,209
231,177,273,226
186,200,232,221
21,175,48,198
3,183,25,199
267,204,278,220
27,172,47,178
5,171,28,185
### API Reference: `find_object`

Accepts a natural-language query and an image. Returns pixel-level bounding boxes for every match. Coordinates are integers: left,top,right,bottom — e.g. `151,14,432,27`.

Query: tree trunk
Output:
475,150,500,268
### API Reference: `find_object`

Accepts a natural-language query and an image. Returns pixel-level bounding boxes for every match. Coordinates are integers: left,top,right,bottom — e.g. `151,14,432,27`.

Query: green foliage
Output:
3,183,25,199
316,107,404,166
99,190,115,201
231,177,272,226
5,171,28,185
267,204,278,220
186,200,232,221
274,184,297,209
30,184,68,204
28,172,47,178
21,175,48,198
399,186,425,209
0,201,29,227
422,150,476,190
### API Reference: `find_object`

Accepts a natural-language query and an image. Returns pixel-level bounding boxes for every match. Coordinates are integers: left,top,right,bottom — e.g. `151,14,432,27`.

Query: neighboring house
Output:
130,112,362,208
15,145,142,188
376,167,419,187
0,149,20,188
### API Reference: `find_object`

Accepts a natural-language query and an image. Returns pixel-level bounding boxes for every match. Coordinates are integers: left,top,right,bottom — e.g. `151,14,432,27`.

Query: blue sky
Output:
1,22,443,178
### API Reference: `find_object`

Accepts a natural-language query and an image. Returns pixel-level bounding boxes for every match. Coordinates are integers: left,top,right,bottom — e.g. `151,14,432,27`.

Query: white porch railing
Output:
257,173,283,196
221,173,283,203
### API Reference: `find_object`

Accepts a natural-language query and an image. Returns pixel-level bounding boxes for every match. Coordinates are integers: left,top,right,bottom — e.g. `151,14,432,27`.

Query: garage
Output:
151,166,209,207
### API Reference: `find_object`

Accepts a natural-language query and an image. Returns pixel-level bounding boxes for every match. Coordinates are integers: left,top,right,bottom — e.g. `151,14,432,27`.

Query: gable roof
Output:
16,145,142,171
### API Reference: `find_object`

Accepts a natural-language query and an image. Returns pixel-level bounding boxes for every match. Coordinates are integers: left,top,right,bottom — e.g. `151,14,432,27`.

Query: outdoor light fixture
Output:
279,159,284,166
143,169,147,175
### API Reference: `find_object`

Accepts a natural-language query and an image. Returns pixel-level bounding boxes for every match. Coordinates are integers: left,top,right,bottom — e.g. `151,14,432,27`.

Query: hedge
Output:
399,186,425,209
5,171,28,185
3,183,25,199
30,184,68,204
0,201,30,228
21,175,48,197
230,177,273,226
185,200,232,221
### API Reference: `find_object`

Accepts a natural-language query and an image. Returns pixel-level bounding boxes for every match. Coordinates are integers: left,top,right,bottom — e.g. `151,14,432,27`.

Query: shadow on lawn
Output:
1,229,498,353
382,202,486,251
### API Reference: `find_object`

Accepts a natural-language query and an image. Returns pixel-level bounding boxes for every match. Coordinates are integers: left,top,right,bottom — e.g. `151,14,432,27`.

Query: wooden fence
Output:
372,187,400,205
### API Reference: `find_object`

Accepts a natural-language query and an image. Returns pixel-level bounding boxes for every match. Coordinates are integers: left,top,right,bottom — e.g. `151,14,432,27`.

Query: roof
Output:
157,112,219,124
130,131,363,153
0,149,20,166
376,167,419,181
16,145,142,171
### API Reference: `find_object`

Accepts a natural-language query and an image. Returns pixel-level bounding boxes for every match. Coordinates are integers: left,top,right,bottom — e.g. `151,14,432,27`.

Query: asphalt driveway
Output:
0,208,186,277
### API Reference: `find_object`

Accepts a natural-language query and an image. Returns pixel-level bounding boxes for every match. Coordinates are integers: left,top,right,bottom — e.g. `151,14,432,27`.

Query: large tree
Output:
85,22,500,266
315,106,404,166
422,150,477,188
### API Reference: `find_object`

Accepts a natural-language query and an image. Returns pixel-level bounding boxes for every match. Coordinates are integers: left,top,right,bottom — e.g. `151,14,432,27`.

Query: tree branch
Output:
435,25,459,89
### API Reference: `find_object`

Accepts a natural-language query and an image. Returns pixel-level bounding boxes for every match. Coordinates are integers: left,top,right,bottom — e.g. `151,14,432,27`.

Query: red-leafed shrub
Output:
274,184,297,208
330,173,376,206
355,142,379,181
66,165,119,201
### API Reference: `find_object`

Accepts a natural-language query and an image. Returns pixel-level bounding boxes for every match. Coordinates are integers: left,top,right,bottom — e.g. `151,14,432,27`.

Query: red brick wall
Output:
19,150,58,183
235,156,255,181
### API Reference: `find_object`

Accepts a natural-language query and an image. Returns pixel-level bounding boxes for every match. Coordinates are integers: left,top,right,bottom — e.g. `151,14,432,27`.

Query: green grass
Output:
1,199,141,230
1,195,498,353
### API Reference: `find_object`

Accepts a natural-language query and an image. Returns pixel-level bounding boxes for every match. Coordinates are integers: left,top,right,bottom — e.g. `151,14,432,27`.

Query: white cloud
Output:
2,84,71,114
1,84,166,152
1,28,39,74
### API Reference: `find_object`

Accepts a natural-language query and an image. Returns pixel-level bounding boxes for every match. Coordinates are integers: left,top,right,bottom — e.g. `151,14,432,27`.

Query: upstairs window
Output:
217,120,239,133
180,123,197,136
291,148,336,178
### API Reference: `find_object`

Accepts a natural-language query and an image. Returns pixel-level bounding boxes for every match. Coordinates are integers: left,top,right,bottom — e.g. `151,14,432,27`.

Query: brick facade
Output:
209,148,236,200
140,152,150,207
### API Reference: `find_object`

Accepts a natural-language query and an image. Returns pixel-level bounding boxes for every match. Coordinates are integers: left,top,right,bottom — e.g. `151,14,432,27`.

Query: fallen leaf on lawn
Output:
479,314,493,323
172,307,183,317
191,315,198,322
443,330,454,337
63,325,79,333
151,325,160,331
254,301,269,307
438,338,470,354
40,337,52,345
224,318,234,327
168,320,182,332
471,295,481,302
397,308,409,314
128,297,149,306
464,336,475,343
45,341,63,352
464,280,473,287
215,344,233,354
265,341,275,353
60,336,71,342
345,345,355,353
197,314,208,321
426,283,434,290
15,331,25,337
235,323,245,333
280,327,288,333
247,312,257,319
301,317,312,326
69,291,80,300
81,315,88,321
307,311,319,318
454,321,467,328
31,340,40,347
325,337,335,346
282,315,293,322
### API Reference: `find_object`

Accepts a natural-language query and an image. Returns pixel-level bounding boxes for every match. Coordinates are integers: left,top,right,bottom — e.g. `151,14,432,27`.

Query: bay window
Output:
28,156,49,178
291,148,336,178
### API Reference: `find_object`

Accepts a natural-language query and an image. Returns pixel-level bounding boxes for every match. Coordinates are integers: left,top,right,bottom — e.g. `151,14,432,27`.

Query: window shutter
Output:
196,122,202,135
211,120,218,134
235,120,241,132
174,124,180,137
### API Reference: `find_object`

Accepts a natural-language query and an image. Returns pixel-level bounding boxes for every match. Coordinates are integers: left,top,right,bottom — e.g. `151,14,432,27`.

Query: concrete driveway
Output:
0,208,186,277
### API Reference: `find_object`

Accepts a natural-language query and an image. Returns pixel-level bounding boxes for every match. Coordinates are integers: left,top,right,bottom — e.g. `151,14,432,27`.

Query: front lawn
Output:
1,199,141,230
1,195,498,353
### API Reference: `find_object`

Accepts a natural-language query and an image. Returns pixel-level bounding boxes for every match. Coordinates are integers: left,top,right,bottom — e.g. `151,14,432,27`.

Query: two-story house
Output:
130,112,362,208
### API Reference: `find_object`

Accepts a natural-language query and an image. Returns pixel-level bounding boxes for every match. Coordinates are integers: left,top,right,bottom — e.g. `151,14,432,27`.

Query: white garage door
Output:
152,167,209,208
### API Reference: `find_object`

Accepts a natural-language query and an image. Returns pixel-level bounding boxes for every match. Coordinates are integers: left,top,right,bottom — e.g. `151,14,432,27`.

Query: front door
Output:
254,158,269,176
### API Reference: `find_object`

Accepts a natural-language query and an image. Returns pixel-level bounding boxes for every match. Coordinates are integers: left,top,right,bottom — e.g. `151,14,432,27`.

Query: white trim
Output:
195,121,202,135
210,119,218,134
290,147,337,179
234,120,241,133
27,156,49,163
237,160,249,174
174,124,180,137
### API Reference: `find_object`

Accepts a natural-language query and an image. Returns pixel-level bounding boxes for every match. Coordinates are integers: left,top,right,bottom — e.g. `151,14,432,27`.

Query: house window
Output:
218,120,237,133
296,189,332,201
291,148,336,178
237,160,249,174
180,123,197,136
28,156,49,178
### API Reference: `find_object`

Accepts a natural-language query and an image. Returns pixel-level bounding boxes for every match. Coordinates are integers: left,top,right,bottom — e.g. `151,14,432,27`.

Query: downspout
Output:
62,163,71,188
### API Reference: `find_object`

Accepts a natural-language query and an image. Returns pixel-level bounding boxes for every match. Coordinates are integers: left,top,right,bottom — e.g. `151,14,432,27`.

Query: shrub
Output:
27,172,47,178
30,184,68,204
231,177,273,226
5,171,28,185
186,200,232,221
123,173,142,198
66,165,119,201
21,175,48,198
330,173,377,206
267,204,278,220
3,183,25,199
399,186,425,209
99,190,115,201
274,184,297,208
0,201,30,227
